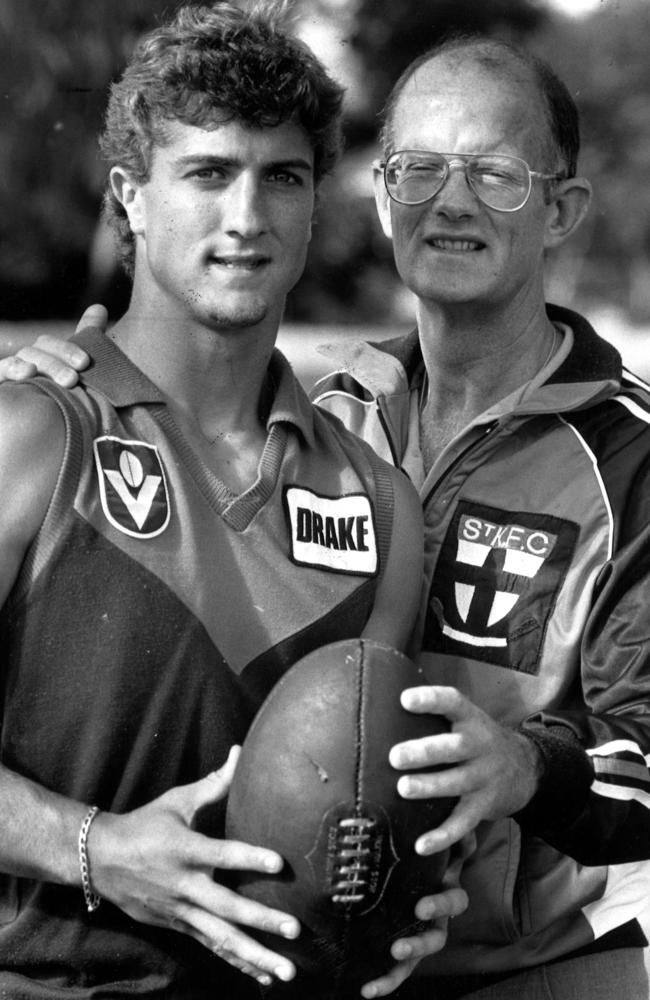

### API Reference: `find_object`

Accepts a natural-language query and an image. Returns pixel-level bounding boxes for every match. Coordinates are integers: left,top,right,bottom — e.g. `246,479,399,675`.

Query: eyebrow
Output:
173,154,313,173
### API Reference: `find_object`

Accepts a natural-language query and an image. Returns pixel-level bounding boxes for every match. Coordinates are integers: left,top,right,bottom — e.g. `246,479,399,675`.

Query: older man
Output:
314,36,650,1000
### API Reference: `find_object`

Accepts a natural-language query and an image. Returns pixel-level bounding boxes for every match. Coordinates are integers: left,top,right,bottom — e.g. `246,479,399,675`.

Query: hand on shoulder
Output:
0,305,102,387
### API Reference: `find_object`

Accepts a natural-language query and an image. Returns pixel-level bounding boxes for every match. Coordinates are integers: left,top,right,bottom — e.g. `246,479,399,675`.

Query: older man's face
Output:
375,54,557,316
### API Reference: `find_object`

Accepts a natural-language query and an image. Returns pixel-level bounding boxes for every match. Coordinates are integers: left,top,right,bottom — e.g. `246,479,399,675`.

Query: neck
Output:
416,296,558,471
417,296,556,421
109,297,280,437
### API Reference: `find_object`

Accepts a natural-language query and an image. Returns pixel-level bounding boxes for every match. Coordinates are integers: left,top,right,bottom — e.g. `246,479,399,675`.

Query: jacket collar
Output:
316,304,623,414
543,304,621,384
73,325,316,448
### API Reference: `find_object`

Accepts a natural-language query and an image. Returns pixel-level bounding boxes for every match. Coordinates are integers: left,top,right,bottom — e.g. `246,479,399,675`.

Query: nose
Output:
432,159,479,218
222,173,268,239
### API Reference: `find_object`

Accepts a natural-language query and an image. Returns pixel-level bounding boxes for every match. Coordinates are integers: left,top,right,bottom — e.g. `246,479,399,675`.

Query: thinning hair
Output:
100,1,344,274
379,35,580,178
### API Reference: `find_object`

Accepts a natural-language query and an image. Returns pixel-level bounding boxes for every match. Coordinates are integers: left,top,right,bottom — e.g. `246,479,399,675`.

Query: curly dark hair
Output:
379,35,580,181
100,1,344,274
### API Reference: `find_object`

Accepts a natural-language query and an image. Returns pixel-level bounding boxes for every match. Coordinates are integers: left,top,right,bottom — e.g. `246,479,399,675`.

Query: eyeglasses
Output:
376,150,565,213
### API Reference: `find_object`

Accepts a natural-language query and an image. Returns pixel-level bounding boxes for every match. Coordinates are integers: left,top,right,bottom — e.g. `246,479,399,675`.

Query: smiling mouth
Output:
209,256,269,270
428,239,483,252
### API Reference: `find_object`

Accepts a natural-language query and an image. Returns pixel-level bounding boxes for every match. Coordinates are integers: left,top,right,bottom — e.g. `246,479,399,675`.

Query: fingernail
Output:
397,776,414,797
416,833,443,855
280,920,299,939
257,973,272,986
393,940,412,959
264,855,282,872
274,964,294,982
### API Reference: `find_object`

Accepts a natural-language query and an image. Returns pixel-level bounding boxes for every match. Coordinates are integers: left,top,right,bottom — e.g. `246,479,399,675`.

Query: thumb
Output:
76,303,109,335
190,745,242,810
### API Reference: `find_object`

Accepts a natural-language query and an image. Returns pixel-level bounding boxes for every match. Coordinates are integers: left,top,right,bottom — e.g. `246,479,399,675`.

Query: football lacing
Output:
330,816,377,905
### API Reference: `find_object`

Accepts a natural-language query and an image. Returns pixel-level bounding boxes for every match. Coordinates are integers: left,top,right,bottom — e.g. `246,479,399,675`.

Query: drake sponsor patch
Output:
423,500,578,674
94,436,170,538
284,485,378,576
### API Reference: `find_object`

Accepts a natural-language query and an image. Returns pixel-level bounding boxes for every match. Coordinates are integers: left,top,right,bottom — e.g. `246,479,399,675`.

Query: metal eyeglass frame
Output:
374,151,565,213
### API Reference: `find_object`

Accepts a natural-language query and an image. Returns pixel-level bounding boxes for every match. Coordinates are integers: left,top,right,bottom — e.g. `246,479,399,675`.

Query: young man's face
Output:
121,118,315,332
374,55,557,315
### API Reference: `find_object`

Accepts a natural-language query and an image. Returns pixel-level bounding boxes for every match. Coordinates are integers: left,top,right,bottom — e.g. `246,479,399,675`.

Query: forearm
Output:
0,762,87,886
514,723,593,831
514,715,650,865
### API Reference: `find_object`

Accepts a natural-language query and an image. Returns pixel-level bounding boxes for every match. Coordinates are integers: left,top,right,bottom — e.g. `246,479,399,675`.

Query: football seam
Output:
354,639,365,811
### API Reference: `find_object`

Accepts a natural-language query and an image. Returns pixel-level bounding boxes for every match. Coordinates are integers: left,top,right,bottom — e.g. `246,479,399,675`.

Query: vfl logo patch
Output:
93,436,170,539
423,501,578,674
284,486,378,576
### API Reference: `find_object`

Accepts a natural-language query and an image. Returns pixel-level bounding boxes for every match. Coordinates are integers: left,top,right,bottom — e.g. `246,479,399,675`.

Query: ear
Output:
110,166,146,236
543,176,592,250
373,164,393,240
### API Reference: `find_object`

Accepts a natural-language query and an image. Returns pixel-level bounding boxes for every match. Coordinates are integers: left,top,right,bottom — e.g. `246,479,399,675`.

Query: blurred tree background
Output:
0,0,648,326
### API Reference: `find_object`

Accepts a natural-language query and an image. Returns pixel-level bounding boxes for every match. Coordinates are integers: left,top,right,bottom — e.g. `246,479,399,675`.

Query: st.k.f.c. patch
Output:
423,499,579,674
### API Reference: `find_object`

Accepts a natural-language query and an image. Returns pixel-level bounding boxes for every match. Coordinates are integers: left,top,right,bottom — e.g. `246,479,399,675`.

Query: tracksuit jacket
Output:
312,304,650,978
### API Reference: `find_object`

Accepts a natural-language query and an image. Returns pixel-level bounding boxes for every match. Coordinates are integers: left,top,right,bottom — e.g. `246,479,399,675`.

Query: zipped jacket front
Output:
313,304,650,975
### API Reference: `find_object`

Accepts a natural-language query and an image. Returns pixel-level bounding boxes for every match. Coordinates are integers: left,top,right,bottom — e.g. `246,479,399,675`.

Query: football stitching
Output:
329,640,378,908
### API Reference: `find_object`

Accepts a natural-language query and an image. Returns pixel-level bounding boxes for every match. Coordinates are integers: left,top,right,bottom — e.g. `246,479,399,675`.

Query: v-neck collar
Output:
73,326,316,530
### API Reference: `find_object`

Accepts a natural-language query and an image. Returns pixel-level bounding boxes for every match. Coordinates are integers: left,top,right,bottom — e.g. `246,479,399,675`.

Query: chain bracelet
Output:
78,805,101,913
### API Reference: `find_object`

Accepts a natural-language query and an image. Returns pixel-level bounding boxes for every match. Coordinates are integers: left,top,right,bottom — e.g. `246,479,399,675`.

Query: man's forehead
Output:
392,52,544,149
153,117,315,167
398,51,536,108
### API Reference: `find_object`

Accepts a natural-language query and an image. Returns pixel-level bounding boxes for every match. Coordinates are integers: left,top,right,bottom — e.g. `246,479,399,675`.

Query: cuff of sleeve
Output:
513,724,594,834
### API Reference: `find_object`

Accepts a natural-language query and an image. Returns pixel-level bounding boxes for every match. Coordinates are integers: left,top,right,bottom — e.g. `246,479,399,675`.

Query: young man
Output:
0,6,456,998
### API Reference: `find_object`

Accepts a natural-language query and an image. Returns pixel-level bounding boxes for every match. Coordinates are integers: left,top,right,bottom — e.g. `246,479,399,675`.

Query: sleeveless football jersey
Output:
0,329,396,998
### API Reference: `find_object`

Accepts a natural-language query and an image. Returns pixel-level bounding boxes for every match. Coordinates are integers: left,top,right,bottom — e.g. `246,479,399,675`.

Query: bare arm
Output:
0,388,298,987
0,752,298,986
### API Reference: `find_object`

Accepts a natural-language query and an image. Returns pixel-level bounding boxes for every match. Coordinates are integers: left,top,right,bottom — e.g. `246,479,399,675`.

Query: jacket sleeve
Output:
515,510,650,865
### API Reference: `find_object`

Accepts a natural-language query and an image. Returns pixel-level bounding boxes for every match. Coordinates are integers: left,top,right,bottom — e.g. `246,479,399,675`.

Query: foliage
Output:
1,0,649,322
0,0,167,318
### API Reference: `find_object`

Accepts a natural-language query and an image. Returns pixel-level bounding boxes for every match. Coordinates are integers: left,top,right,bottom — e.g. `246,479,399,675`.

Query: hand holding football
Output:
225,638,454,997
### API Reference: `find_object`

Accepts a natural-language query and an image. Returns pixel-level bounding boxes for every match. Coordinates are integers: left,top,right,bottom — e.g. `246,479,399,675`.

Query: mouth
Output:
427,238,484,253
208,255,270,271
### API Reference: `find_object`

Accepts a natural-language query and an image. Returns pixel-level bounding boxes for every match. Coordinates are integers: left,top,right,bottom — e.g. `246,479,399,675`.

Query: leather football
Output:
225,638,454,997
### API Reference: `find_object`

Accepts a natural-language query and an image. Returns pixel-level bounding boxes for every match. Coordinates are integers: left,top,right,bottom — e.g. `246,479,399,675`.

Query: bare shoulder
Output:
0,385,66,603
0,382,66,465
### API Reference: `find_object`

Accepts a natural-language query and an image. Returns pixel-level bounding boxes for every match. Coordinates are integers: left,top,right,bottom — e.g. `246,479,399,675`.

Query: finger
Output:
18,340,87,387
30,333,90,368
389,730,463,770
75,303,109,335
0,356,38,383
361,957,419,998
414,799,485,855
182,909,296,984
400,685,471,720
397,760,482,799
414,887,468,922
392,924,447,960
206,744,240,789
183,747,241,812
202,879,300,942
